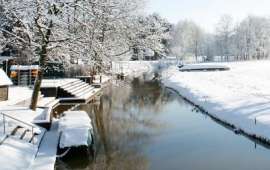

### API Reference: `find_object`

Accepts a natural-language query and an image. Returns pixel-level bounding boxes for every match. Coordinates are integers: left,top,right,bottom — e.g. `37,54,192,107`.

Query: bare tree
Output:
215,15,234,61
170,20,204,61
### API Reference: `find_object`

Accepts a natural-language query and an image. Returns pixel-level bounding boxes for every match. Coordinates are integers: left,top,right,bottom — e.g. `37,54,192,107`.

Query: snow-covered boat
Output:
179,64,230,72
57,111,94,158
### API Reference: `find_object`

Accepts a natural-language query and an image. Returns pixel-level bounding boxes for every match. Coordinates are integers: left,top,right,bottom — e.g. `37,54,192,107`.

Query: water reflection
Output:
56,78,175,170
56,77,270,170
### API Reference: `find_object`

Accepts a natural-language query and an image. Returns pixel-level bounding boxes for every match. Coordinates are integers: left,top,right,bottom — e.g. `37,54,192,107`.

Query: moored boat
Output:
57,111,94,159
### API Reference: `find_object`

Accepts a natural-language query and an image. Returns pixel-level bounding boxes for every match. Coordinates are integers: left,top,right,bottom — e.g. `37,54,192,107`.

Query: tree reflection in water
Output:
56,78,176,170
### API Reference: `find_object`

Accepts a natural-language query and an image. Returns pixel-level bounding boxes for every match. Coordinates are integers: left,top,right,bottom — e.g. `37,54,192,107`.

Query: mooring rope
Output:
56,148,71,158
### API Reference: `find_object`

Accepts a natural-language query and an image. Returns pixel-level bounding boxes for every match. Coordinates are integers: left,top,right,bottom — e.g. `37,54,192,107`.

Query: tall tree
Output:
235,16,270,60
215,15,234,61
170,20,204,61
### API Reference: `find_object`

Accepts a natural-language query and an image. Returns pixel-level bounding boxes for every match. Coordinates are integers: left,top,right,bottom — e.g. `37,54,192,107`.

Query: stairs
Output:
0,113,47,170
10,126,35,143
41,79,101,104
61,79,97,99
0,113,46,146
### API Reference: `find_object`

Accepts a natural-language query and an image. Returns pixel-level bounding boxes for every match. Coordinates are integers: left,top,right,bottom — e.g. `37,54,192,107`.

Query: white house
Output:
0,69,12,101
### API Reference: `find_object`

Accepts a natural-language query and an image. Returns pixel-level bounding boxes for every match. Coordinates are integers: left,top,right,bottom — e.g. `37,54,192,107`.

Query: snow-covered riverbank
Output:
162,60,270,142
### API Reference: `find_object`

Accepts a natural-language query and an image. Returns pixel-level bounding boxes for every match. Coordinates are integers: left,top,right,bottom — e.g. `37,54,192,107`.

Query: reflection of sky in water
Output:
146,98,270,170
57,78,270,170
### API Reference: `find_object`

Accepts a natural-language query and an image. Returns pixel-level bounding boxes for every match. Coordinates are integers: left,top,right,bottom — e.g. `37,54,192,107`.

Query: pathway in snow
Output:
31,121,60,170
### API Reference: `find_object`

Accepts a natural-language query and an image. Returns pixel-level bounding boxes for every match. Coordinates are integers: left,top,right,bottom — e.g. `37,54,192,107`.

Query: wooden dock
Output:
31,121,60,170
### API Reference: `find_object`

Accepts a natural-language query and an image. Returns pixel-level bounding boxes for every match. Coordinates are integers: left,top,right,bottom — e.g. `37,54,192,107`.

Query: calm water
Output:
56,78,270,170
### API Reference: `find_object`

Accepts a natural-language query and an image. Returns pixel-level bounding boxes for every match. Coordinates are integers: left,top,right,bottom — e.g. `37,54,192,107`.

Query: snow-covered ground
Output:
162,60,270,142
0,106,46,123
0,137,38,170
0,86,33,106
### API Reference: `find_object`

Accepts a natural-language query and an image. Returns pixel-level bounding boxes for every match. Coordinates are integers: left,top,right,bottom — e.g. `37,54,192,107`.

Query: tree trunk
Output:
195,40,198,62
29,45,46,110
30,21,52,110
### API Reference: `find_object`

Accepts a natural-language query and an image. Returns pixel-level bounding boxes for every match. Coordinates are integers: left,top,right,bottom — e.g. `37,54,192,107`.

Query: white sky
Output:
147,0,270,33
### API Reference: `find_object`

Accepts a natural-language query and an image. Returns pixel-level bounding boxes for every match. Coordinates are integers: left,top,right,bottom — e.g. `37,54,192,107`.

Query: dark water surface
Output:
56,78,270,170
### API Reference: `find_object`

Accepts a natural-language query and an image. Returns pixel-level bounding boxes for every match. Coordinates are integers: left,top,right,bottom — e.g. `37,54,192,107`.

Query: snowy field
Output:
162,60,270,142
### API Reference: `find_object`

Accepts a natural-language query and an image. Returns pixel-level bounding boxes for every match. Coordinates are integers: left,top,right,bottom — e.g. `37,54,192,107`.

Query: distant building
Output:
131,48,159,61
10,65,39,86
0,69,12,101
143,48,156,60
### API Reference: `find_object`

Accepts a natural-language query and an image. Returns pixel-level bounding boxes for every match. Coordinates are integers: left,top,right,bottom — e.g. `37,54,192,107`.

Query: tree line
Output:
170,15,270,62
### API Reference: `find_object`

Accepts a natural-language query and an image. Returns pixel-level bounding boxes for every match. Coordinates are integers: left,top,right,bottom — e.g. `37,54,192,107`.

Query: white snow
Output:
41,79,79,88
162,60,270,142
0,110,48,170
0,106,50,127
0,137,37,170
0,69,12,86
0,86,33,106
31,121,60,170
60,128,91,149
59,111,92,148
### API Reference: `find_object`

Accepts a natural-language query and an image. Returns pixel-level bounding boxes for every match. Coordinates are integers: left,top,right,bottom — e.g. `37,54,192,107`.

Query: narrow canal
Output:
56,77,270,170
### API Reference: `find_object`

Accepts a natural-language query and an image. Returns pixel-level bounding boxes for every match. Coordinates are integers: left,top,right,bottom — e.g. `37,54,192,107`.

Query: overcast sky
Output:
147,0,270,33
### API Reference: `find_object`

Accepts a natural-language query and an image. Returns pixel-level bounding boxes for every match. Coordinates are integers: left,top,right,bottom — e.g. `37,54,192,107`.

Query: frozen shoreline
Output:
162,60,270,143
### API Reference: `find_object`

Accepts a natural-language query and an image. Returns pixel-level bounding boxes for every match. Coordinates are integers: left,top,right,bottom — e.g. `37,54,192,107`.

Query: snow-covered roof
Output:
10,65,39,71
0,56,14,62
0,69,12,86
